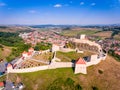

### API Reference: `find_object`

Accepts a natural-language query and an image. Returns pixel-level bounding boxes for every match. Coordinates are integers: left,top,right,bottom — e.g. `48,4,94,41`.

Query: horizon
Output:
0,0,120,25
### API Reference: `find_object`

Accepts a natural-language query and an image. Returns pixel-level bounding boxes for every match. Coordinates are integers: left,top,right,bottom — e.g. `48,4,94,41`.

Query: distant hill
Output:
0,26,34,33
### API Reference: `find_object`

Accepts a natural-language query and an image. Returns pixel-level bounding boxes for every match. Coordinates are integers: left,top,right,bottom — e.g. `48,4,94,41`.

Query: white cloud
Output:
54,4,62,8
80,2,84,5
0,2,6,6
91,3,96,6
29,10,37,13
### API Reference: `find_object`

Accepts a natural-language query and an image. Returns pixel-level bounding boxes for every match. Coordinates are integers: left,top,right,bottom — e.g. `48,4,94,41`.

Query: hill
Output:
0,45,12,60
2,55,120,90
0,26,33,33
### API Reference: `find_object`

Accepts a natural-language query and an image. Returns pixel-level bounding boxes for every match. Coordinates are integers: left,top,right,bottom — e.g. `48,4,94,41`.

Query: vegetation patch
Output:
92,86,99,90
61,29,100,37
34,42,52,51
0,32,32,62
98,69,103,74
47,78,82,90
56,51,94,62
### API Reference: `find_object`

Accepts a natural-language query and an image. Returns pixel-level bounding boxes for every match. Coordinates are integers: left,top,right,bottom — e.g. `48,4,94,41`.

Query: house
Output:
22,51,28,58
0,82,4,90
22,48,34,59
74,58,87,74
28,48,34,53
115,51,120,55
7,63,13,70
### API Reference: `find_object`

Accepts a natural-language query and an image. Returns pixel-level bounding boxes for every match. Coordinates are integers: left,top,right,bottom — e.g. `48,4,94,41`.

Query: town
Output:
0,25,120,90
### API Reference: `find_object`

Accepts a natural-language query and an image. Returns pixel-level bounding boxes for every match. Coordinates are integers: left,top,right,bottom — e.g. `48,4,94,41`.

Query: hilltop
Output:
2,55,119,90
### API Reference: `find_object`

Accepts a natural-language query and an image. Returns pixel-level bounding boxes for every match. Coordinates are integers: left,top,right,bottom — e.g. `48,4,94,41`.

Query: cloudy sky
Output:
0,0,120,25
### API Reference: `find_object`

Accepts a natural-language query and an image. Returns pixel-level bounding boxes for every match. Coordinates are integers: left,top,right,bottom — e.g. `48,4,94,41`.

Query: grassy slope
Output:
56,51,95,62
93,31,113,38
2,55,119,90
61,29,100,37
0,45,12,60
114,33,120,40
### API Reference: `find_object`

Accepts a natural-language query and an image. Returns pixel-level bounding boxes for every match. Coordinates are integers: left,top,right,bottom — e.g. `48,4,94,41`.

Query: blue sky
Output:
0,0,120,25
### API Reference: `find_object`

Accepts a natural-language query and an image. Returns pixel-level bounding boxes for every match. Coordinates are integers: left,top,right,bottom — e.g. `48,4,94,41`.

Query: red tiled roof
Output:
29,48,34,51
0,82,4,87
7,63,12,67
76,58,86,64
115,51,120,55
22,51,27,54
27,52,32,55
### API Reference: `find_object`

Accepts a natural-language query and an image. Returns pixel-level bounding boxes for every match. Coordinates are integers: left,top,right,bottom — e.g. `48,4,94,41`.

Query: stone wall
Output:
49,62,74,69
8,62,74,73
68,38,102,53
59,48,75,52
8,65,49,73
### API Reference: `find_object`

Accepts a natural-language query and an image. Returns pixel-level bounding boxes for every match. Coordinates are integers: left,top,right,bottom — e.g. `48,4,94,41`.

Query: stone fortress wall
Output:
7,35,107,74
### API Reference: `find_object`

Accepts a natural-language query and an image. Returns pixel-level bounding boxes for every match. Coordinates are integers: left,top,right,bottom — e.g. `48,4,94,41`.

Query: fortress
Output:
7,35,107,74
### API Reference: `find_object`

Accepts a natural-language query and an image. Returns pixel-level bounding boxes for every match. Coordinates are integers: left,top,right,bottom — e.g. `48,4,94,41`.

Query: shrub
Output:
75,84,82,90
98,69,103,74
92,86,99,90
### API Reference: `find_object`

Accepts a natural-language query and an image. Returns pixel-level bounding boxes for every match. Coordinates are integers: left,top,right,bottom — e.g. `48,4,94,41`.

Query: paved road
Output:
0,61,7,73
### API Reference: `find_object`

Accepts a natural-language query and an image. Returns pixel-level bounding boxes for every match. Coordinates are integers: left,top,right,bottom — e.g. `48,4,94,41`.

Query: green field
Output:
56,51,95,62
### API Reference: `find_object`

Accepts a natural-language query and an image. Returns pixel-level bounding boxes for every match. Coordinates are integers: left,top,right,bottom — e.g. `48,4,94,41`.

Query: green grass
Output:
0,75,6,82
56,51,95,62
8,68,78,90
32,52,53,61
1,56,120,90
0,49,2,59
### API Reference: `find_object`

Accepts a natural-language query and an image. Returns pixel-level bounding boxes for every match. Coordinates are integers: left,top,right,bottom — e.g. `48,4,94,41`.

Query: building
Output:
75,58,87,74
22,48,34,59
0,82,4,90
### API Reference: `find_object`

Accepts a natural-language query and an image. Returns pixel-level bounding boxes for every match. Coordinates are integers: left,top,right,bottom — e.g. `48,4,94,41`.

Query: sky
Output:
0,0,120,25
